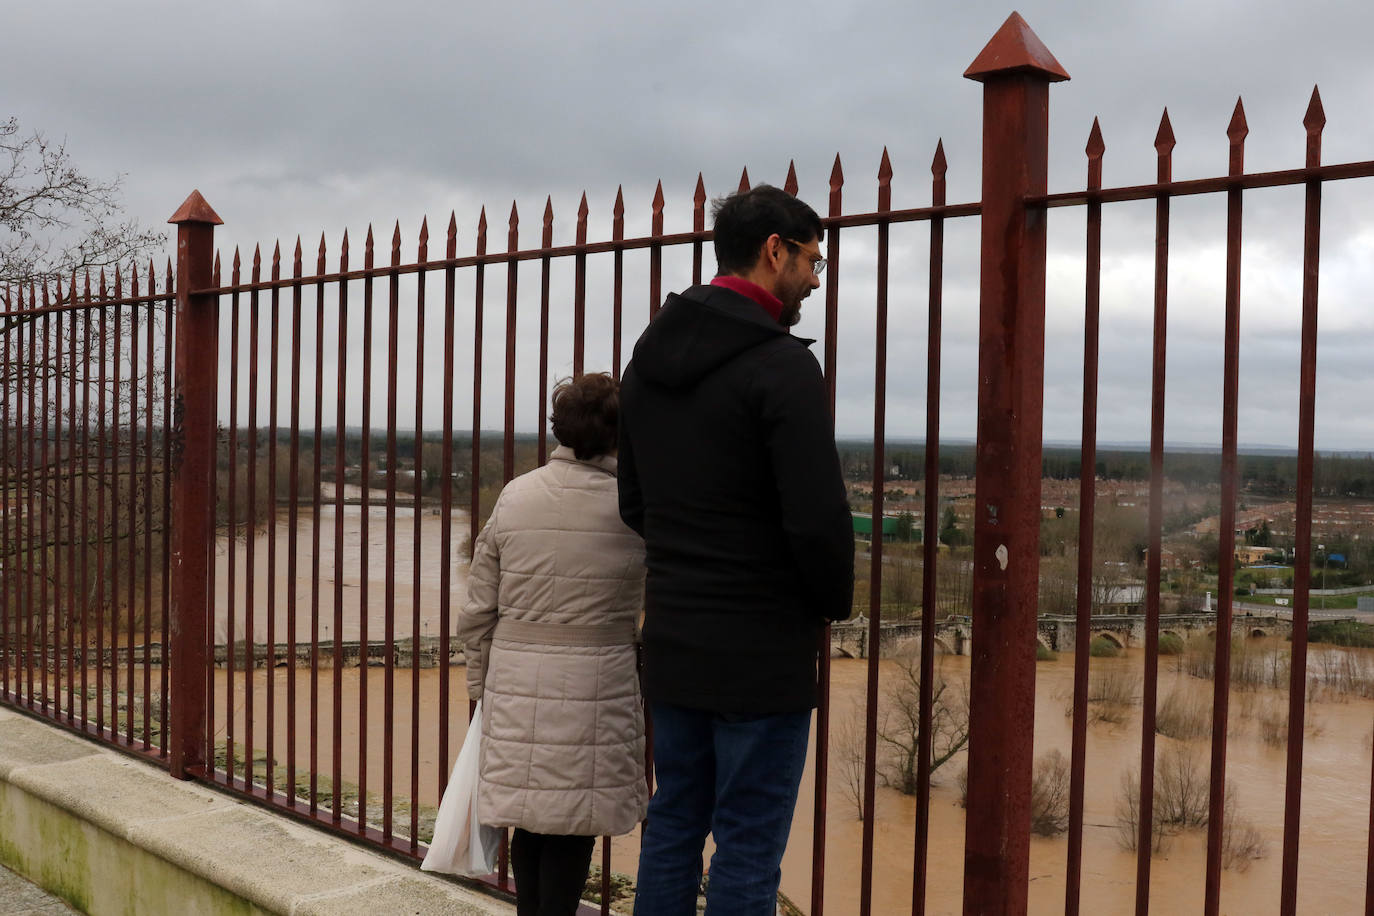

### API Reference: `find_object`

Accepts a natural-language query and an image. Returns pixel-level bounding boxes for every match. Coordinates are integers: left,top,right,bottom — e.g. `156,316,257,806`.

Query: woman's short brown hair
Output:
550,373,618,460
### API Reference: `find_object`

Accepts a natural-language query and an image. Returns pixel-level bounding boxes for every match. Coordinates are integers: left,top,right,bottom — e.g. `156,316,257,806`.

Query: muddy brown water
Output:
207,510,1373,913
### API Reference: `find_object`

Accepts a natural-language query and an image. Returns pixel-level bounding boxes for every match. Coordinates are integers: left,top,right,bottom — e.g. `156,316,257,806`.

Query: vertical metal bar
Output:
109,276,120,729
81,279,92,726
912,140,947,916
53,303,65,720
649,182,664,319
573,195,586,379
287,237,304,807
40,302,50,716
2,298,12,701
470,211,486,560
162,264,174,757
332,232,349,821
311,234,327,815
963,20,1067,914
384,222,401,844
206,257,220,771
358,227,375,834
167,192,221,778
611,190,625,380
692,175,706,286
226,251,241,785
438,215,457,799
96,282,107,735
538,199,552,465
858,149,894,916
811,152,843,916
125,270,139,746
504,205,518,485
145,268,156,748
1136,113,1174,915
1203,99,1248,916
1285,87,1323,916
245,247,262,789
411,220,428,852
67,279,79,723
22,288,33,711
1067,118,1106,916
267,242,282,799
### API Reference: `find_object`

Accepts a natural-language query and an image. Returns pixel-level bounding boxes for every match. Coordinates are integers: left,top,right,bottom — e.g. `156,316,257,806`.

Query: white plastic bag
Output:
421,699,501,877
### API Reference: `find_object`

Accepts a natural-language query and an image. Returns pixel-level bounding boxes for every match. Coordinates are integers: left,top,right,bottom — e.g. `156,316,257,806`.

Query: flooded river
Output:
208,509,1373,913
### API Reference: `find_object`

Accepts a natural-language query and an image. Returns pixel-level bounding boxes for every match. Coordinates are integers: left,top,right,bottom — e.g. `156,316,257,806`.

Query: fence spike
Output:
418,217,429,260
341,230,350,259
318,231,328,264
99,268,107,298
932,140,947,178
830,154,844,189
365,225,375,268
213,252,221,286
695,173,707,207
738,167,751,192
1304,85,1326,133
543,195,554,228
652,180,665,214
1155,109,1176,156
294,236,303,274
114,264,122,297
1227,97,1249,143
878,146,894,184
165,257,173,292
391,221,401,259
150,258,158,290
508,200,519,229
272,241,282,272
476,207,487,255
446,212,458,253
613,186,625,220
233,247,242,272
784,160,799,195
1086,117,1106,159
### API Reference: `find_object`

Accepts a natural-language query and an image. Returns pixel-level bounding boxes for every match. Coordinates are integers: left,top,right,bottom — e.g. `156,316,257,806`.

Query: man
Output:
619,184,854,914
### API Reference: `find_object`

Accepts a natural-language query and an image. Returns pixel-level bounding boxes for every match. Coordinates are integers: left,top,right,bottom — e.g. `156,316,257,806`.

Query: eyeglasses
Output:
783,238,827,276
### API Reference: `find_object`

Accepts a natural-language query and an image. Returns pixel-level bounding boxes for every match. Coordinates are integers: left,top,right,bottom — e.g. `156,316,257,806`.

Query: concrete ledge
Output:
0,707,513,915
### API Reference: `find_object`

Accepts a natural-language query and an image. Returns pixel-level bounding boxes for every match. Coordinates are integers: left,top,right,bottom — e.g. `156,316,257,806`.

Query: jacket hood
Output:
630,284,805,390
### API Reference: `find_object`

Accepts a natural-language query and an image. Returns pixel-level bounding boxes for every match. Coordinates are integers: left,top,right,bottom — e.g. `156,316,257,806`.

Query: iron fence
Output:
6,12,1374,916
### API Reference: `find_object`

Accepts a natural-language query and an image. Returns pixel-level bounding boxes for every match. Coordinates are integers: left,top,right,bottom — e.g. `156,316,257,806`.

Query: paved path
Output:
0,864,78,915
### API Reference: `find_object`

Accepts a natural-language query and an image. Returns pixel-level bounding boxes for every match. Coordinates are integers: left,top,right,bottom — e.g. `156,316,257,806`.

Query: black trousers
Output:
510,828,596,916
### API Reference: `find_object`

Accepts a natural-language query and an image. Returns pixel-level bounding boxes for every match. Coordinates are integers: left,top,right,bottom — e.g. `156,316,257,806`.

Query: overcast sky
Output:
7,0,1374,450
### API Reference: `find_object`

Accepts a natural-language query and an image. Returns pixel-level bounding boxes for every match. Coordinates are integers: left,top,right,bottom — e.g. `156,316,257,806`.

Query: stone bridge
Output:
830,612,1296,659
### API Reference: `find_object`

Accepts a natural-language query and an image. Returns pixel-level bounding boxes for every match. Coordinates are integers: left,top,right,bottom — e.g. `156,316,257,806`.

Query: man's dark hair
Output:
551,372,619,460
711,184,823,276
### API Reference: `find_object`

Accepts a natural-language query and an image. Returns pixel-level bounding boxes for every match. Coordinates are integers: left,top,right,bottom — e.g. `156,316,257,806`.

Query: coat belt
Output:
492,617,637,648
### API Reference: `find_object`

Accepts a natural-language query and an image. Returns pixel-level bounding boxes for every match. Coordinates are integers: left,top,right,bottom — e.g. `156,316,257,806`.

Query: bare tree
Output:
1,117,162,288
878,651,969,795
833,698,869,820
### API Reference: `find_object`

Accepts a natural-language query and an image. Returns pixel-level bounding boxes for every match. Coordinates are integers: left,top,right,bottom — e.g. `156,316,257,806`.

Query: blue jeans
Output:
633,702,811,916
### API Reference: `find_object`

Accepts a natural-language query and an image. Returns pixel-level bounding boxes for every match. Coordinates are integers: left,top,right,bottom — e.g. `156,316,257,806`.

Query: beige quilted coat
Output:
458,446,648,837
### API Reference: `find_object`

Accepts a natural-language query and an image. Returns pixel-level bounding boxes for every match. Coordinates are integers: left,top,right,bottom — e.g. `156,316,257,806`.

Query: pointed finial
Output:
965,12,1069,83
1304,85,1326,133
445,213,457,258
613,186,625,219
830,154,844,189
341,229,350,257
652,180,665,213
168,189,224,225
1086,118,1105,159
543,196,554,226
1154,109,1176,156
784,160,799,195
365,225,375,267
508,200,519,228
738,167,751,192
447,211,458,241
419,217,429,246
578,192,589,220
391,221,402,251
878,147,893,183
694,173,707,206
233,247,242,270
212,251,220,277
1227,97,1249,143
294,235,303,261
931,140,947,179
477,207,487,234
253,244,262,269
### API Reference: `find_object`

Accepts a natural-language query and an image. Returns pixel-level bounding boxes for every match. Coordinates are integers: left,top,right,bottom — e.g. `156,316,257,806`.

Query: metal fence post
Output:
962,15,1067,915
168,190,222,779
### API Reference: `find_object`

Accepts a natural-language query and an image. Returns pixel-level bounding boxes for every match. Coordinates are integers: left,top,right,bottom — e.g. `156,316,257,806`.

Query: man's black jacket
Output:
618,283,854,714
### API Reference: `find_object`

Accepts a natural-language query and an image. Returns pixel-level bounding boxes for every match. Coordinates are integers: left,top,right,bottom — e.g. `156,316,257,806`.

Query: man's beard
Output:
778,301,802,327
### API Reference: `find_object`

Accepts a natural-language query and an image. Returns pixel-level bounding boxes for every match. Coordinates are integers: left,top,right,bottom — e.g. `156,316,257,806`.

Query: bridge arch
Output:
1095,632,1125,649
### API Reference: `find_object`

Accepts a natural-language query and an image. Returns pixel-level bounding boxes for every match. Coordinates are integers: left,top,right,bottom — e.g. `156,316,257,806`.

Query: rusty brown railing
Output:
8,12,1374,916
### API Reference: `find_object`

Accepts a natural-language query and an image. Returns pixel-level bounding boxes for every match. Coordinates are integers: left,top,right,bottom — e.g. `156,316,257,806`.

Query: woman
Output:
458,372,647,916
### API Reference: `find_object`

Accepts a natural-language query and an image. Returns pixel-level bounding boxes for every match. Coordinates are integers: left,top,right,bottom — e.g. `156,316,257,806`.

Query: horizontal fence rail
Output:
7,16,1374,916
